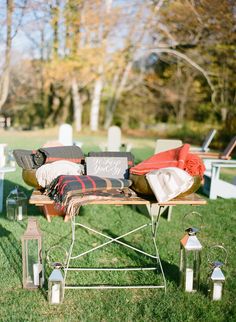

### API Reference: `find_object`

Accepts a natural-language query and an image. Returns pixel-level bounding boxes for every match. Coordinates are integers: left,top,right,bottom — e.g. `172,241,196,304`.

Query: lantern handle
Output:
182,211,203,230
207,244,228,266
46,245,68,269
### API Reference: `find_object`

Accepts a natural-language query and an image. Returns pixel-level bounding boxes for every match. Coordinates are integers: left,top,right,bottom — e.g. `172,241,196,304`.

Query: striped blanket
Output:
47,174,132,204
13,146,84,169
33,146,84,167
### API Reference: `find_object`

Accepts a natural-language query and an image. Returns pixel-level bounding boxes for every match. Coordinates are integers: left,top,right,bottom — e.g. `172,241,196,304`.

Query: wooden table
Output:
29,189,206,222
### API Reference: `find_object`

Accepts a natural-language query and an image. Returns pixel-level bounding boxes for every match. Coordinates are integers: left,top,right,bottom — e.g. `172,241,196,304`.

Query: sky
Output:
0,0,152,68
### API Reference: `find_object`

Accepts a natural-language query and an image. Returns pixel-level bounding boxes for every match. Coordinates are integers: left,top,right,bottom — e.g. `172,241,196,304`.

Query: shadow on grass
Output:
102,229,179,285
0,224,22,282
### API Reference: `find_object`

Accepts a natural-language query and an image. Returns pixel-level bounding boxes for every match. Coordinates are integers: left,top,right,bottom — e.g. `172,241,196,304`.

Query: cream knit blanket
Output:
146,167,194,202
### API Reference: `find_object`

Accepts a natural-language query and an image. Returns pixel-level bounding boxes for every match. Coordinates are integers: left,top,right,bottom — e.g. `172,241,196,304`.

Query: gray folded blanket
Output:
33,146,84,167
13,146,84,169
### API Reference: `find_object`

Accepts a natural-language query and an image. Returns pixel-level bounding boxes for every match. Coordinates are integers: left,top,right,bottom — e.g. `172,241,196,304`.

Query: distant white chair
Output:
58,123,73,146
100,126,132,152
44,123,83,148
154,139,183,221
154,139,183,154
191,129,217,152
203,160,236,199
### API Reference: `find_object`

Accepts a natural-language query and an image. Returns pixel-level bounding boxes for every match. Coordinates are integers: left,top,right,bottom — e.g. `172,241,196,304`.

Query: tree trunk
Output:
90,65,104,131
71,78,83,132
51,0,60,59
104,62,132,129
0,0,13,111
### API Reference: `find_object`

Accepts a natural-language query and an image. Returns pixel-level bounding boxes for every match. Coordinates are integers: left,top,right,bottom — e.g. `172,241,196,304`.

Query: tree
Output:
0,0,13,112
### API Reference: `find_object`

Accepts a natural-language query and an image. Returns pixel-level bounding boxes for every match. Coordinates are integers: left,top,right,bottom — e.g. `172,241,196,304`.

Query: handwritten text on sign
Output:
86,157,128,179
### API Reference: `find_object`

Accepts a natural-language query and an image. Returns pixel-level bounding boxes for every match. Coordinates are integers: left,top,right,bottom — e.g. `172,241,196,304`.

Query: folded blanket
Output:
130,144,190,175
33,146,84,168
130,144,205,178
47,175,132,204
146,167,194,202
36,160,84,188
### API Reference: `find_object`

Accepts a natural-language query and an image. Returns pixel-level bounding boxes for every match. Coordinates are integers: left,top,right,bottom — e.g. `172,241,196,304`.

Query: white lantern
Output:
209,261,225,301
48,266,64,304
180,227,202,292
47,246,67,304
208,245,227,301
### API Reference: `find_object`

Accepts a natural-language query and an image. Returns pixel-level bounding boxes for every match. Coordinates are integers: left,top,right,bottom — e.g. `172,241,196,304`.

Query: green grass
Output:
0,128,236,322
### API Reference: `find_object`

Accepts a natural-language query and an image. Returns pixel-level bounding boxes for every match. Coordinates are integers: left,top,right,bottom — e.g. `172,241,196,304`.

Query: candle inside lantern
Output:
17,206,23,221
213,282,222,300
52,284,60,304
185,268,193,292
33,263,40,286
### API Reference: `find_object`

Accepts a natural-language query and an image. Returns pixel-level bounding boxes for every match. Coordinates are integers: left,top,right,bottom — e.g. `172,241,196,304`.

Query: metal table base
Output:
63,203,167,294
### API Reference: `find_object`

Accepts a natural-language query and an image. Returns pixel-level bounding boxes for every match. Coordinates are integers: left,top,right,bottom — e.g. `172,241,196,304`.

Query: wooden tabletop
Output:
29,190,207,207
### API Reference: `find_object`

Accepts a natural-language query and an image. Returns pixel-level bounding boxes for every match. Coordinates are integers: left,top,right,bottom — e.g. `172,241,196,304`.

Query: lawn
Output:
0,128,236,322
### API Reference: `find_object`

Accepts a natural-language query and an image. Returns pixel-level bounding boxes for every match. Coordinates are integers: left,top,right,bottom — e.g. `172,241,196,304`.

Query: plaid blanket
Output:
60,189,135,217
33,146,84,167
47,175,132,205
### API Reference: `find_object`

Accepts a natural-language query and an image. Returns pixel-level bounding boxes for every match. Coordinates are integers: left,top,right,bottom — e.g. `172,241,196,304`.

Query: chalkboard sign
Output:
85,157,129,179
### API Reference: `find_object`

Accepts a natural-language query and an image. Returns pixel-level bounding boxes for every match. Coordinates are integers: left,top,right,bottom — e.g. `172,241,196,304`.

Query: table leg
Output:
149,204,167,292
209,165,220,199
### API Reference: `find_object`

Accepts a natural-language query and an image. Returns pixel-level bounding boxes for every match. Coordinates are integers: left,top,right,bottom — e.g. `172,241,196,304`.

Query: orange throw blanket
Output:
130,144,205,177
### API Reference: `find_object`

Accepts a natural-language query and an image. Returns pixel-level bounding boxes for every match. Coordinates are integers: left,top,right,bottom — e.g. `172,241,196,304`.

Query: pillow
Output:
88,151,135,167
36,160,84,188
85,156,129,179
146,167,194,202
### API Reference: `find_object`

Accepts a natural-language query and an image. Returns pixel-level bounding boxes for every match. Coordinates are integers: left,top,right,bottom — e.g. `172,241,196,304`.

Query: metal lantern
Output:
46,246,67,304
6,186,27,221
208,245,227,301
48,265,65,304
180,227,202,292
209,261,225,301
22,217,44,289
